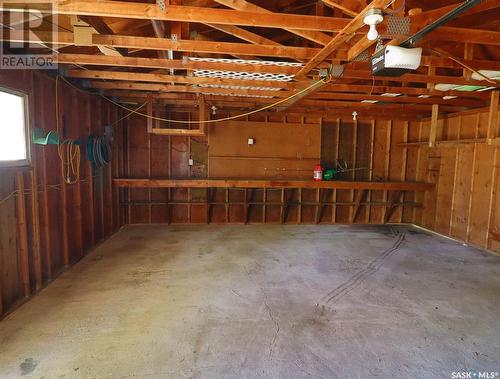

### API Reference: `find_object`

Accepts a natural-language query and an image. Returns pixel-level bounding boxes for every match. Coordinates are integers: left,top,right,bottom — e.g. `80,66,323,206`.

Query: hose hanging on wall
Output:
86,135,112,167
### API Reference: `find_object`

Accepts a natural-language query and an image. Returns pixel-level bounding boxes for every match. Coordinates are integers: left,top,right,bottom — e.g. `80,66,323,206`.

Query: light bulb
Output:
367,24,378,41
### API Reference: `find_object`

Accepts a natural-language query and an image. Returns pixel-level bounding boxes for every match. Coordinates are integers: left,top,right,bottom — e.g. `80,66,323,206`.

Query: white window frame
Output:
0,86,31,168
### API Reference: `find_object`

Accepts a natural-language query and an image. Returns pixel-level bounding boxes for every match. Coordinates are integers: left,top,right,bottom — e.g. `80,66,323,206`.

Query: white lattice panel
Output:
197,84,281,91
189,57,302,67
202,92,274,98
193,69,294,82
189,57,300,82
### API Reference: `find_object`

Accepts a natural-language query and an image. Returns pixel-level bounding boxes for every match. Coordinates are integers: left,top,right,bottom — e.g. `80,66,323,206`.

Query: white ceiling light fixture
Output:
363,9,384,41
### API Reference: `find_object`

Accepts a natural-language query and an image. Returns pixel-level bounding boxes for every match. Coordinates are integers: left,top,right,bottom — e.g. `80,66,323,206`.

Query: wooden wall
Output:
0,71,124,318
403,108,500,254
208,120,320,179
122,111,418,225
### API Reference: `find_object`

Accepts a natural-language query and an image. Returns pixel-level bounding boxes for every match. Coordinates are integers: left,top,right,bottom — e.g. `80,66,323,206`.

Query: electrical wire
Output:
110,101,147,126
41,43,329,126
0,172,105,208
58,75,330,125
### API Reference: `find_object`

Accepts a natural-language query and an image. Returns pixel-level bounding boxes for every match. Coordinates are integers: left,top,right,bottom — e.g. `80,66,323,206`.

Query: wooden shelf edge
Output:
113,178,435,191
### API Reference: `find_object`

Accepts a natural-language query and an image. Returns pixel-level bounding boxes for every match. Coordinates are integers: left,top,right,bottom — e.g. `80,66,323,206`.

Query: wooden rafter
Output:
295,0,392,78
77,15,127,56
54,54,500,82
3,0,350,31
64,69,301,90
211,0,332,45
2,31,332,60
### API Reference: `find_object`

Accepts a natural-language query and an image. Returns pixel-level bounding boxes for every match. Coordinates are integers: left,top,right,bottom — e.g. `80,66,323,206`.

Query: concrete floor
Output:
1,225,500,379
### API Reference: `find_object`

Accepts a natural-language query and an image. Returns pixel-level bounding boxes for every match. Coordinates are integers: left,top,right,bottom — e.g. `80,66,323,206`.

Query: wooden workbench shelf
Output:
113,178,434,191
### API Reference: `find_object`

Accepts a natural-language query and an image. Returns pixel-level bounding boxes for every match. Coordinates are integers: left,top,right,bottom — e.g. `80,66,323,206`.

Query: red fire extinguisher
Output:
313,164,323,181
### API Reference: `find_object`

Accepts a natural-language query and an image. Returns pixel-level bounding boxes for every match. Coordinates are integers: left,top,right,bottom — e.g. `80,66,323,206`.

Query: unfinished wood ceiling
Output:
2,0,499,119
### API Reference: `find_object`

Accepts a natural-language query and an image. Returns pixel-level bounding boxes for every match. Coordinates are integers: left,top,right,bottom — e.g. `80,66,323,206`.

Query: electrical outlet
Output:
248,138,255,145
188,159,194,166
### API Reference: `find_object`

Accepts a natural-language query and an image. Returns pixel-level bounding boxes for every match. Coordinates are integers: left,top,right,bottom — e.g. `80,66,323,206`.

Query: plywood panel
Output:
450,145,474,241
0,71,122,317
209,121,320,180
369,120,391,223
468,145,496,246
409,108,499,253
434,148,457,235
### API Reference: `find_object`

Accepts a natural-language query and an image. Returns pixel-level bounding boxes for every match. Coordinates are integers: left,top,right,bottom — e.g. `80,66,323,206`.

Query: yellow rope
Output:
56,76,81,184
59,75,329,125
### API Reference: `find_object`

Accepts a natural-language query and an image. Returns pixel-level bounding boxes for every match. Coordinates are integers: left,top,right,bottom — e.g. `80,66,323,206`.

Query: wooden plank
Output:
429,104,439,147
199,94,208,136
205,23,283,46
433,148,458,235
113,178,434,191
34,73,53,281
450,144,474,241
384,190,403,223
468,144,496,246
488,148,500,250
295,0,392,78
3,31,328,61
55,53,500,77
45,0,352,32
15,173,30,298
487,91,499,144
351,189,368,223
212,0,332,45
78,15,128,56
65,69,300,91
28,169,43,290
86,96,95,246
57,54,300,75
147,94,153,134
322,0,358,17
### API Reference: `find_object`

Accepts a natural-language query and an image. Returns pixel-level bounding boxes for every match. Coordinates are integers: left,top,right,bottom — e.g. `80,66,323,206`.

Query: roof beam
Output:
56,53,300,74
204,23,282,46
295,0,392,78
211,0,332,45
2,31,333,60
5,0,350,32
338,69,500,87
54,53,500,76
86,80,283,97
410,0,499,27
321,0,359,17
64,69,302,90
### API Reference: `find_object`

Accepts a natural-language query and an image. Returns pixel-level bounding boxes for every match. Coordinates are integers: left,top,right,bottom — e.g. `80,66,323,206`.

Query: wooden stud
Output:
351,189,368,224
15,172,30,297
429,104,439,147
86,96,95,246
487,91,499,144
384,190,404,223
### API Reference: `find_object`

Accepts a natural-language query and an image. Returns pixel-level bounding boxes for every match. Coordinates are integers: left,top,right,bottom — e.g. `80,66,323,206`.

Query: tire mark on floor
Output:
318,231,406,306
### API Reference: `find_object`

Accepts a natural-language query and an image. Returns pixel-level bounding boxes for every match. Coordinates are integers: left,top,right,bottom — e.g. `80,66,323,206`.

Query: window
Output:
0,87,30,167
